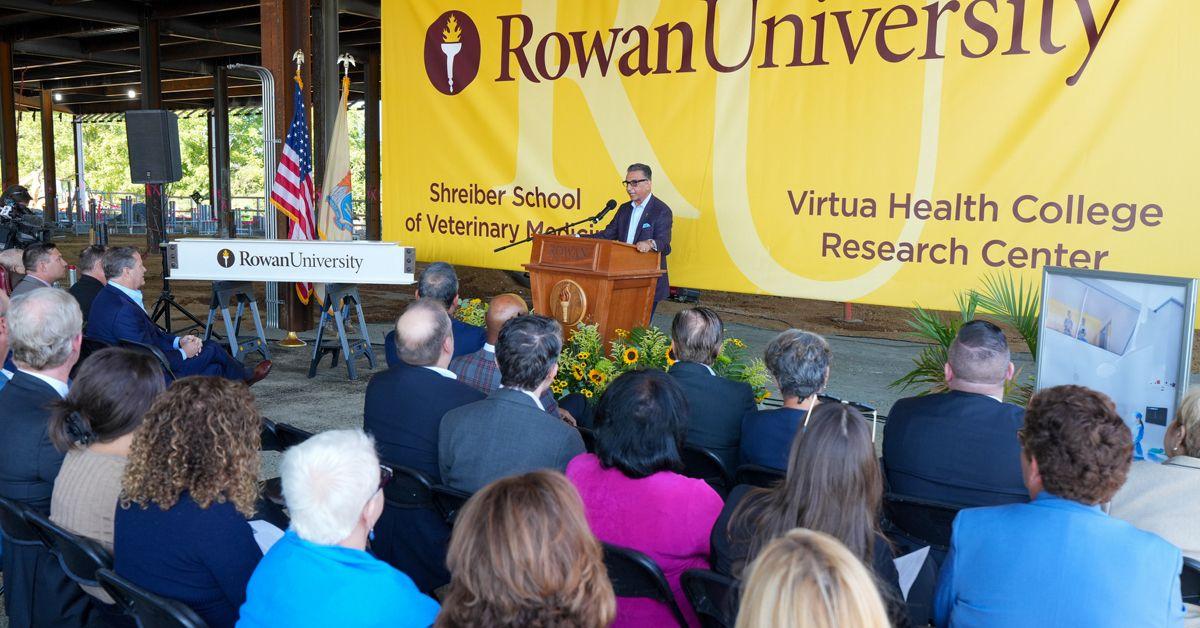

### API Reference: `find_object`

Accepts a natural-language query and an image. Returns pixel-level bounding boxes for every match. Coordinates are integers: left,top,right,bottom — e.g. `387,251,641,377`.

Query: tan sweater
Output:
50,448,127,552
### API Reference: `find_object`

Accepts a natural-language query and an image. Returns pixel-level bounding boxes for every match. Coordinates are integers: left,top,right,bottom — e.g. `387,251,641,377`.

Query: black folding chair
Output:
259,417,282,452
1182,556,1200,605
72,337,112,378
603,543,689,627
733,464,784,489
882,493,962,553
0,495,46,599
681,569,739,628
272,422,315,450
117,339,176,381
381,463,435,509
681,445,733,497
97,568,208,628
23,509,113,591
577,425,597,453
431,484,472,525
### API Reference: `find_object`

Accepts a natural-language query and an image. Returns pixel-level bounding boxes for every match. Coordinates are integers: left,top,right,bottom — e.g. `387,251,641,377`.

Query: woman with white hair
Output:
238,429,439,627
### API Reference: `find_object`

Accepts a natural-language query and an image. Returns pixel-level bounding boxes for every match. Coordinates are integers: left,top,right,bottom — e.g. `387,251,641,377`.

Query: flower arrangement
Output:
552,323,772,404
454,298,487,327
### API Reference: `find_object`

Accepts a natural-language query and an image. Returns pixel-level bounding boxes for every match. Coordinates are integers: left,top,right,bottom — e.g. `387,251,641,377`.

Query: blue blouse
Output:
740,407,807,470
114,492,261,628
238,530,440,628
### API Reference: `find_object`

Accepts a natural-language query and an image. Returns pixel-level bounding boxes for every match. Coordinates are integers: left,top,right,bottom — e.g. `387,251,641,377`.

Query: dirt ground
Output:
52,234,1200,370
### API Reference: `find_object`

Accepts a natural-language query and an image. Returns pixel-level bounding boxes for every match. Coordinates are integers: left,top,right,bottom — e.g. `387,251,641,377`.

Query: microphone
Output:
591,199,617,224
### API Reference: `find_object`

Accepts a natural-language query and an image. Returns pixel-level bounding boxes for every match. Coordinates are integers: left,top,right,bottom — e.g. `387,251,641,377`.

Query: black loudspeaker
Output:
124,110,183,184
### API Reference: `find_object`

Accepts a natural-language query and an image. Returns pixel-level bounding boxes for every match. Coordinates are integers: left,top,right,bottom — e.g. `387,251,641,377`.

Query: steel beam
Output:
364,50,379,240
39,88,55,221
213,65,233,238
0,40,17,189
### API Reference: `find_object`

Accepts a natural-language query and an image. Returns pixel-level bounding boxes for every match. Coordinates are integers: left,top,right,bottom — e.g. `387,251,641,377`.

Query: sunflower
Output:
588,369,606,385
731,338,746,348
615,328,628,339
582,389,593,398
756,390,771,403
622,347,639,364
577,352,590,360
665,347,677,367
571,364,585,380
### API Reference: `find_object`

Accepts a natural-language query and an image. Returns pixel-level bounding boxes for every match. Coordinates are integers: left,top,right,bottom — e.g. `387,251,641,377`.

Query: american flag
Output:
269,73,317,304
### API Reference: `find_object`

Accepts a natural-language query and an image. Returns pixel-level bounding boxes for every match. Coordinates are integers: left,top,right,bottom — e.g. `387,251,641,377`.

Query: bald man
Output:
363,298,485,593
449,293,576,424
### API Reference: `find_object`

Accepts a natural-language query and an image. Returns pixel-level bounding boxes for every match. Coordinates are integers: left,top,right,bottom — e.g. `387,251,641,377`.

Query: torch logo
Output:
424,11,480,96
217,248,235,268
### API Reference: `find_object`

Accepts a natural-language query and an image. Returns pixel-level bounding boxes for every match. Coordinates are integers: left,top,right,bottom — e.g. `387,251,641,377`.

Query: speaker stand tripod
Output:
149,241,206,335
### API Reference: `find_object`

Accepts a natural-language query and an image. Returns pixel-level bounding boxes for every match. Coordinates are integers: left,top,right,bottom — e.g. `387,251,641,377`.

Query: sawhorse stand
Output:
203,281,271,362
307,283,376,380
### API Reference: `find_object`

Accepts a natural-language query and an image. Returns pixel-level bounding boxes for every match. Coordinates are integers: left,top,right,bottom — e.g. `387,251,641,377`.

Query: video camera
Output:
0,184,50,251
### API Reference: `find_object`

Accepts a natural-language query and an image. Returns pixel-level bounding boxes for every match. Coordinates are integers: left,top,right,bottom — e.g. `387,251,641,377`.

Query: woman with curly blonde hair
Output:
114,376,264,628
736,529,889,628
437,470,615,628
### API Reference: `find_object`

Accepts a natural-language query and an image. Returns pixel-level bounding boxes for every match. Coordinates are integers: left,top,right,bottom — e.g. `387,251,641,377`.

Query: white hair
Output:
8,287,81,370
280,429,381,545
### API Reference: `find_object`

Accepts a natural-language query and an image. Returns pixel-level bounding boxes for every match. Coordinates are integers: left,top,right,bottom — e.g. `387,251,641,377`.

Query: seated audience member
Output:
0,246,23,276
1109,387,1200,561
883,320,1026,507
436,470,615,628
0,290,10,388
68,244,107,320
363,298,483,593
116,377,265,628
449,292,574,420
667,307,756,472
385,262,485,366
740,329,830,471
715,403,909,626
11,241,67,296
735,529,890,628
239,430,440,627
567,369,723,627
50,347,164,553
86,246,272,384
0,287,89,626
934,385,1185,627
440,314,585,493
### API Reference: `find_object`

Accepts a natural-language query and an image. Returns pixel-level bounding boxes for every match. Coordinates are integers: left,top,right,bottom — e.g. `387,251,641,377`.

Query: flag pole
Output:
279,49,308,348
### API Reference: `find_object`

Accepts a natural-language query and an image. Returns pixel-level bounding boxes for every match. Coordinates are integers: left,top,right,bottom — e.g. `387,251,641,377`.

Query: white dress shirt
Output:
625,194,653,244
423,365,458,380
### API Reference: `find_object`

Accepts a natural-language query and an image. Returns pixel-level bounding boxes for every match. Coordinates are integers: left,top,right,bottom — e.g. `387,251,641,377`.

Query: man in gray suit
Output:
439,314,585,493
11,243,67,297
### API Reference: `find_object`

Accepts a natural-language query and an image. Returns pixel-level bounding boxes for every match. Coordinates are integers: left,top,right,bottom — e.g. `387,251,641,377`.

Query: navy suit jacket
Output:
934,493,1184,627
668,361,757,473
585,194,673,301
87,284,181,366
384,318,486,368
883,390,1027,507
363,362,485,481
740,407,808,471
0,371,66,514
68,274,105,321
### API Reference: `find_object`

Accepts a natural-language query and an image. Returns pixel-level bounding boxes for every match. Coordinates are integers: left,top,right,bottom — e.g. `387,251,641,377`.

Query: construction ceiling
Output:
0,0,380,115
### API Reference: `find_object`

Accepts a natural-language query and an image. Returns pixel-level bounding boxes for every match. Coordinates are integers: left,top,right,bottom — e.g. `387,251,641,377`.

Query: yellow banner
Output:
382,0,1197,310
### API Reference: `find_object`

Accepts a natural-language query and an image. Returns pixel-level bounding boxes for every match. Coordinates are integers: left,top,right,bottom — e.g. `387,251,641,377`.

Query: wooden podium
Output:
525,234,663,346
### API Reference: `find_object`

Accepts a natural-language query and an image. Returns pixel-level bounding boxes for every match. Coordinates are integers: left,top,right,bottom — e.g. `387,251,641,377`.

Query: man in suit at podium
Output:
585,163,673,309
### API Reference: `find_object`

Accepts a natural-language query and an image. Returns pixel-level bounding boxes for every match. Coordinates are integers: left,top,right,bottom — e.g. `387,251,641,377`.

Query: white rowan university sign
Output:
166,239,416,284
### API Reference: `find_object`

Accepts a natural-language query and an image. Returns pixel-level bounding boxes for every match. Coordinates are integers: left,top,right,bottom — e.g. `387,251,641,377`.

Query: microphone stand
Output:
493,201,616,253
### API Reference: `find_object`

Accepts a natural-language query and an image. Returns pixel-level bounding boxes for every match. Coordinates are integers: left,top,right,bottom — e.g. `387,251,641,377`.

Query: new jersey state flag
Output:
318,74,355,243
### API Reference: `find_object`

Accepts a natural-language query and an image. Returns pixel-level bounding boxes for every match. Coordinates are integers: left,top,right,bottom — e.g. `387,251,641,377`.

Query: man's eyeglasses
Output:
378,464,394,492
622,178,648,187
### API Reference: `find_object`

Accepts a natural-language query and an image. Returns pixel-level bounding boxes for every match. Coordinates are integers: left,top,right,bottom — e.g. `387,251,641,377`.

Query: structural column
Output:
139,9,164,251
364,50,381,240
39,90,57,222
311,0,339,187
261,0,314,332
0,40,18,190
73,117,85,223
213,65,233,238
